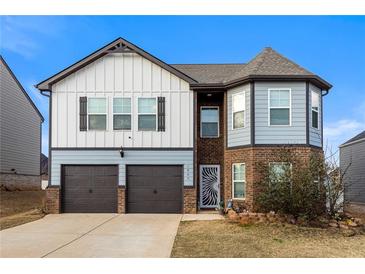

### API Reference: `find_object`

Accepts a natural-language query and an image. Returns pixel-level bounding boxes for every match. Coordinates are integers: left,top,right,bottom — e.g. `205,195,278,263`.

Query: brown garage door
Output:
61,165,118,213
127,165,183,213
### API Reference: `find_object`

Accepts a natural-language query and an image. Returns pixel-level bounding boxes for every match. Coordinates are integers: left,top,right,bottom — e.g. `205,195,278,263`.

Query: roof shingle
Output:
172,47,316,84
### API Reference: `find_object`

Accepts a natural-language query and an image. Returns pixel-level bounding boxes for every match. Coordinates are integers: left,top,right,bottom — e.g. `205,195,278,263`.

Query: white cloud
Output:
324,119,365,152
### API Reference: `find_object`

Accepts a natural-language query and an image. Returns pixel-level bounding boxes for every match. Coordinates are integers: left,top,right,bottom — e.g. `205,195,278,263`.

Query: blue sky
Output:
1,16,364,156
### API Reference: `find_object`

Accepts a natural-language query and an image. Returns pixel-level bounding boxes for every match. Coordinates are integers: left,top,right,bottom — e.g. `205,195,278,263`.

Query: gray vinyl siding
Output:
51,149,194,186
309,84,322,147
254,82,306,144
227,84,251,147
340,140,365,204
0,60,42,175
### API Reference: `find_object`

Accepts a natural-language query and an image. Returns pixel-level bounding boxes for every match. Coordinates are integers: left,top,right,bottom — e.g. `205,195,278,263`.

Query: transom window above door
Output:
269,89,291,126
138,98,157,131
113,98,131,130
201,107,219,138
232,92,245,129
88,98,107,130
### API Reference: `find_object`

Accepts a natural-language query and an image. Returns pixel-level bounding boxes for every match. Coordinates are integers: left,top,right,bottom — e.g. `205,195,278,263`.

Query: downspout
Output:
39,88,52,187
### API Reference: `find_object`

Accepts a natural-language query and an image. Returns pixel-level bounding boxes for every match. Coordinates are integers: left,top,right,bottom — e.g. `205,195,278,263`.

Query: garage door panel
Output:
127,176,182,188
127,165,183,213
128,188,182,202
128,201,182,213
62,165,118,213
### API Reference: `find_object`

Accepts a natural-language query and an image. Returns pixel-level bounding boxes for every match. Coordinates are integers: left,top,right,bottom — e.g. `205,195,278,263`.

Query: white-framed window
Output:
138,98,157,131
269,162,292,184
232,163,246,199
311,90,319,129
232,92,245,129
200,106,219,138
268,89,291,126
113,98,131,130
88,98,107,130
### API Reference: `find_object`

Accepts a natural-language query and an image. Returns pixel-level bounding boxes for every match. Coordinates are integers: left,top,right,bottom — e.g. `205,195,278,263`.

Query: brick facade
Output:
46,186,60,214
224,146,323,211
184,187,197,213
117,187,126,213
196,92,225,207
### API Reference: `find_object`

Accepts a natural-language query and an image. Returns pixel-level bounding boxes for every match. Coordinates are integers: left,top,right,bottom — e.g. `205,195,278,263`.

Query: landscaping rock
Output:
347,220,358,227
328,221,339,228
353,218,363,225
339,222,349,230
342,229,356,237
227,209,239,221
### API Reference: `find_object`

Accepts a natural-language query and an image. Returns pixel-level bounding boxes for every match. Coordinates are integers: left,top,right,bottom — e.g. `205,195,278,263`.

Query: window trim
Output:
200,106,220,138
113,97,132,131
137,97,158,131
311,90,320,129
232,163,246,200
87,97,108,131
268,88,292,127
231,91,246,130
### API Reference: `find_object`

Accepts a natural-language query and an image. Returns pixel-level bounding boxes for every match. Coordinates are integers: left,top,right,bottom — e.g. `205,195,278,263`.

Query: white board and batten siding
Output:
51,52,193,149
309,83,322,147
51,150,193,187
227,83,251,147
254,82,307,145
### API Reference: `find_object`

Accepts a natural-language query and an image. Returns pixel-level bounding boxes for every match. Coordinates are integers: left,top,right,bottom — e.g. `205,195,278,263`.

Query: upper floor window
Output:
269,89,291,126
201,107,219,138
311,91,319,129
113,98,131,130
88,98,107,130
232,163,246,199
138,98,157,131
232,92,245,129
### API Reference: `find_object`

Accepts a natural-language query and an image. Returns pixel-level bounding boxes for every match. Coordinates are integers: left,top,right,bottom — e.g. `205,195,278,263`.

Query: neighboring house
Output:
36,37,332,214
0,56,44,190
340,131,365,214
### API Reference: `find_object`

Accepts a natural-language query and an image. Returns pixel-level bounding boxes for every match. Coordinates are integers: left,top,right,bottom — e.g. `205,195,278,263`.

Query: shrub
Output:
256,148,326,220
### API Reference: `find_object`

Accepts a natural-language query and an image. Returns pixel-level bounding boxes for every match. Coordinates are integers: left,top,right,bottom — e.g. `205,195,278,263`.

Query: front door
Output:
199,165,220,208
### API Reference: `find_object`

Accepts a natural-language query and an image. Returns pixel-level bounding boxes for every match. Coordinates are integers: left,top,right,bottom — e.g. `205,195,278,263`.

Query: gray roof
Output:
172,47,315,84
171,64,246,84
341,130,365,146
36,38,332,91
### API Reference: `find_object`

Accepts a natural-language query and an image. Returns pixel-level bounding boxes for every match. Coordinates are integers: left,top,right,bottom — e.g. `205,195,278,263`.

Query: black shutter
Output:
79,97,87,131
157,97,165,132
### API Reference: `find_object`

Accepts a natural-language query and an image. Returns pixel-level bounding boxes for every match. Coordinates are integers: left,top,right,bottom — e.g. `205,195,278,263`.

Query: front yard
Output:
0,190,46,230
171,220,365,258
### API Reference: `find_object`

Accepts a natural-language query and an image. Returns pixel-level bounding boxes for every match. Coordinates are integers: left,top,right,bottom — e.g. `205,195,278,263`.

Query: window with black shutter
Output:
79,96,87,131
157,97,165,131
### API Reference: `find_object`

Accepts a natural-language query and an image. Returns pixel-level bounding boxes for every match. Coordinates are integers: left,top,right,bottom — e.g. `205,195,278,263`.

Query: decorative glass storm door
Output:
199,165,220,208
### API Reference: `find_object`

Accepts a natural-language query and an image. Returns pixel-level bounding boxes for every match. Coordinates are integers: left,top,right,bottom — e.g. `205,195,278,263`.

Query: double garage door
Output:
61,165,183,213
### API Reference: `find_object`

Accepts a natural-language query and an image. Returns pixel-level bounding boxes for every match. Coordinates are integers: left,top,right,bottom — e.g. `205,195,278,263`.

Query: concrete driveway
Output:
0,214,182,258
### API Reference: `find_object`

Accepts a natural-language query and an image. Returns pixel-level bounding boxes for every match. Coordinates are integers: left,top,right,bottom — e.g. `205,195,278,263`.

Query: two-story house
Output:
36,37,331,214
1,56,44,190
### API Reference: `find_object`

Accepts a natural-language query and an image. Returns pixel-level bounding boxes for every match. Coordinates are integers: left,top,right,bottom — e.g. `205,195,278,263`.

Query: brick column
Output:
46,186,60,214
184,187,197,213
117,186,126,213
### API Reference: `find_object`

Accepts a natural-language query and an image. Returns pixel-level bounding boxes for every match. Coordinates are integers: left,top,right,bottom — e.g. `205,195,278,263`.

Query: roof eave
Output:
191,74,332,91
